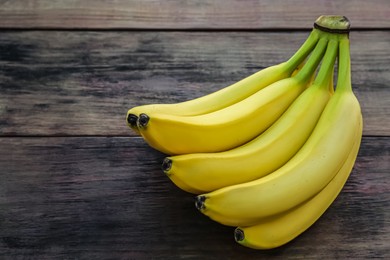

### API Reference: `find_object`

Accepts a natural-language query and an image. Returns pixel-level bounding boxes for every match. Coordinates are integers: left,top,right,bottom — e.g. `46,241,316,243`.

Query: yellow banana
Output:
159,59,309,194
234,127,362,250
126,29,321,133
195,35,363,227
163,38,339,193
157,61,308,195
162,157,205,194
137,38,328,155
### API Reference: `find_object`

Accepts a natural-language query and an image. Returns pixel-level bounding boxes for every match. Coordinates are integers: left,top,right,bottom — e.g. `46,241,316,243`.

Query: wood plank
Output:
0,0,389,29
0,136,388,258
1,30,389,136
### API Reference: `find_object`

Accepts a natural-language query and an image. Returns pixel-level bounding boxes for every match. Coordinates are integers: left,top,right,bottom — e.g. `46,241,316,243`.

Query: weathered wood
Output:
0,1,388,259
0,136,389,259
0,0,389,29
1,30,389,136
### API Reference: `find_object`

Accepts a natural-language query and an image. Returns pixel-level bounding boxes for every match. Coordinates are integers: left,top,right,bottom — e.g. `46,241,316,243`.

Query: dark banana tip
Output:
138,113,150,128
126,113,138,127
234,228,245,242
162,158,172,172
195,195,206,211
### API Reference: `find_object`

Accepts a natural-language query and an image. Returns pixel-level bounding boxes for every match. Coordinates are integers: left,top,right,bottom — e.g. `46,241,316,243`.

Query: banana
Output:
137,37,329,155
161,58,314,194
161,158,205,194
234,126,363,250
195,35,363,227
126,29,321,133
162,38,338,193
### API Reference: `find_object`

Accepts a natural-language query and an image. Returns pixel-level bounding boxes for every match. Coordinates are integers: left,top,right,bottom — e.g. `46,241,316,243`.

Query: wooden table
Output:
1,1,389,259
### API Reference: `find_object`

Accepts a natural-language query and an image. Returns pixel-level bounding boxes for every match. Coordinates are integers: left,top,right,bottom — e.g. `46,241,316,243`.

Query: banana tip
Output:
162,158,172,173
126,113,138,127
138,113,150,128
195,195,206,211
234,228,245,242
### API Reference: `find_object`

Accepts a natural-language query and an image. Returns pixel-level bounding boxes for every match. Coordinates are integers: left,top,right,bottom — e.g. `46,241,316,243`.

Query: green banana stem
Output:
313,39,338,88
294,37,328,82
336,37,352,92
285,29,320,73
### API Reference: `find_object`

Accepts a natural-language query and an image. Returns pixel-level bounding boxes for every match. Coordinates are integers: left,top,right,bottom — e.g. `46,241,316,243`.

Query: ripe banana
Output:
162,38,338,193
234,127,362,250
137,38,328,155
126,29,321,133
195,35,362,227
160,59,311,194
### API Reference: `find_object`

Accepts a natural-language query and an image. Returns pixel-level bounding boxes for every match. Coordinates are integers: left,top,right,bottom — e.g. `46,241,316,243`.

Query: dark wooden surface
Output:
1,1,389,259
0,0,389,29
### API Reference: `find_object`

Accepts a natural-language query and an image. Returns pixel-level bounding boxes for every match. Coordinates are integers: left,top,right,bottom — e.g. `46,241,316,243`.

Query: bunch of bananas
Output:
126,15,363,249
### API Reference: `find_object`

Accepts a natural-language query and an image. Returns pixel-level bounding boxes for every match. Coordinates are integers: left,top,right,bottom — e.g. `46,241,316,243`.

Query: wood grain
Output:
1,30,389,137
0,136,389,259
0,0,389,29
0,1,389,258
